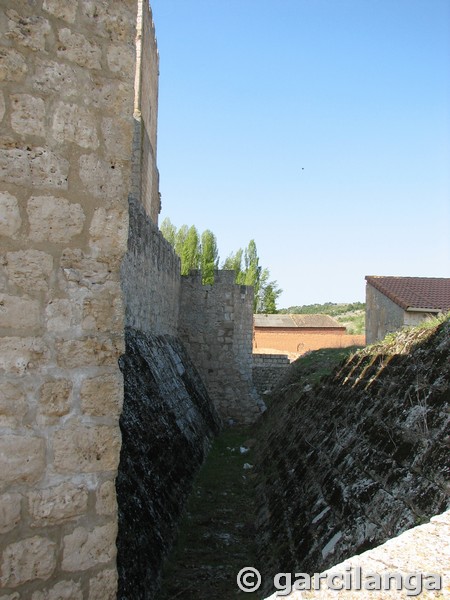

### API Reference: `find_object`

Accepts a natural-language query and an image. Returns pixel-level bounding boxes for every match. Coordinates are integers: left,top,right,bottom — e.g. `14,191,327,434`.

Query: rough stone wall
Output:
133,0,160,223
255,318,450,597
263,509,450,599
116,329,220,600
121,195,180,335
116,6,222,599
179,270,264,424
254,328,365,354
253,353,291,395
0,0,136,597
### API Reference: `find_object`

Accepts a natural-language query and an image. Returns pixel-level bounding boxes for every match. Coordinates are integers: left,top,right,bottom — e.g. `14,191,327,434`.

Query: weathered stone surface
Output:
0,537,56,588
0,337,48,374
0,48,28,82
255,320,450,591
29,482,88,526
55,336,123,368
0,293,41,330
180,270,263,422
79,154,126,202
0,92,5,123
52,101,98,149
81,373,123,417
5,250,53,291
0,145,69,190
0,381,28,427
42,0,77,23
101,117,133,160
107,44,134,74
264,510,450,599
0,0,137,596
82,288,123,333
0,192,21,237
32,59,79,98
61,523,117,571
0,493,22,534
45,299,74,332
11,94,46,137
117,329,221,599
81,1,135,41
89,568,118,600
96,481,117,516
89,208,128,260
87,75,133,114
53,421,121,473
0,435,45,488
6,10,51,52
57,28,101,70
60,248,114,289
28,195,85,243
31,580,83,600
121,196,181,335
38,379,72,417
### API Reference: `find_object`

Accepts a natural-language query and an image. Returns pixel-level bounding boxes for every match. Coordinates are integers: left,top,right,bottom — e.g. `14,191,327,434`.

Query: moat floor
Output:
159,426,261,599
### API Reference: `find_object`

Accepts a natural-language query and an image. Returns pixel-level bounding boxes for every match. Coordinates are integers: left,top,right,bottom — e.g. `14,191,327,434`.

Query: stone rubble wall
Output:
255,319,450,598
263,509,450,599
116,328,220,599
0,0,137,598
133,0,160,223
121,194,180,336
179,270,265,424
252,353,291,395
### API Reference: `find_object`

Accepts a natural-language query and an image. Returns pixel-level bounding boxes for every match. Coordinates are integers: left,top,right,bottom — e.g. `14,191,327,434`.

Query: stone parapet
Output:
253,353,291,395
179,270,265,424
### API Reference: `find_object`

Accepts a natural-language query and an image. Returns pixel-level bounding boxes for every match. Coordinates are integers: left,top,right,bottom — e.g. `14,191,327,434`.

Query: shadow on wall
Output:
255,318,450,598
116,329,221,599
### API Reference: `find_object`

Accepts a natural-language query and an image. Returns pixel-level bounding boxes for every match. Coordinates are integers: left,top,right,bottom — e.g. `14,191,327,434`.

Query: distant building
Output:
365,276,450,343
253,313,363,355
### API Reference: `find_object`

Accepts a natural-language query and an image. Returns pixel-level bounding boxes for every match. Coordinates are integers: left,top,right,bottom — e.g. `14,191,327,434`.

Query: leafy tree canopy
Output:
160,218,282,312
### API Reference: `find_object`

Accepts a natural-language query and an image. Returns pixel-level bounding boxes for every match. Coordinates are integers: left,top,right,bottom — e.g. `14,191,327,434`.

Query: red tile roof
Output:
365,276,450,311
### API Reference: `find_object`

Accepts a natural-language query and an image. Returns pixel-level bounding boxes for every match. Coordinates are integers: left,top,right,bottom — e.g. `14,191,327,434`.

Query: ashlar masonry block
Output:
0,537,56,588
61,523,117,572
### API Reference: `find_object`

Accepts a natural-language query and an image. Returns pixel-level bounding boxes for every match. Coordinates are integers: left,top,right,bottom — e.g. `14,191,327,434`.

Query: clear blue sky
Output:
149,0,450,308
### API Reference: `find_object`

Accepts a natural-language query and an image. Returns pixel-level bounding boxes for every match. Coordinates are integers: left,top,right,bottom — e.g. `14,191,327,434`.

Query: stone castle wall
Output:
121,195,180,336
0,1,263,598
0,0,137,597
179,270,264,424
133,0,160,223
252,353,291,395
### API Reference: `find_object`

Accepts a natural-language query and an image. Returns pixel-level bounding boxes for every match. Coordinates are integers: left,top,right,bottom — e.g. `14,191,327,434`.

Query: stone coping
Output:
263,510,450,599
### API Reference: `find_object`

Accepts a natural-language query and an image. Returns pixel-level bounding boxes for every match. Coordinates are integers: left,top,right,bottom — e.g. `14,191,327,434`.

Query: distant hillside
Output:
278,302,365,334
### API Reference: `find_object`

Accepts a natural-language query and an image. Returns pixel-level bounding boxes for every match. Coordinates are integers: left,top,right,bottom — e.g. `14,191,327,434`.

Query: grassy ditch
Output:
159,426,262,599
159,347,359,599
267,345,361,398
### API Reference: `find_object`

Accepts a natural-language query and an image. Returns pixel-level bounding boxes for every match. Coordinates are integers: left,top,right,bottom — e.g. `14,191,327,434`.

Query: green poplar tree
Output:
222,249,244,283
201,229,219,284
160,217,177,247
181,225,200,275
